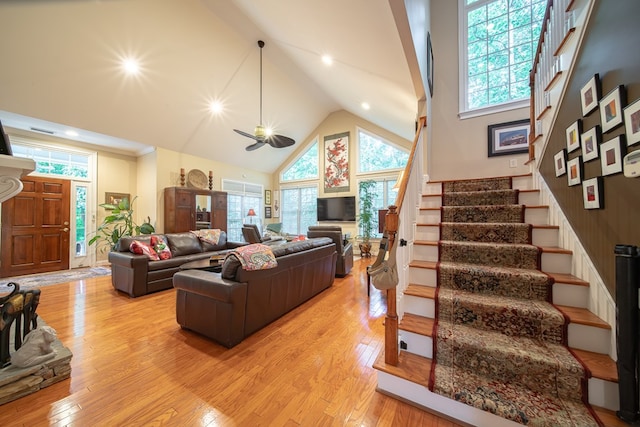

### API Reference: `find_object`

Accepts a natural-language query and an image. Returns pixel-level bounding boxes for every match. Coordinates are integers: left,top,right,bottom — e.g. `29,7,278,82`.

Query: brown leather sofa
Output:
307,225,353,277
173,237,337,348
108,231,245,297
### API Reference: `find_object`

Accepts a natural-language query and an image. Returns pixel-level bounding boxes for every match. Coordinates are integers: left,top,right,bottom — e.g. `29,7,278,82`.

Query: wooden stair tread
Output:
422,193,442,198
532,224,559,230
419,207,441,211
572,348,618,382
525,205,549,209
592,405,630,427
408,260,437,269
373,349,431,388
548,272,589,287
414,240,438,246
405,284,436,299
556,305,611,329
399,313,434,336
539,246,573,254
519,189,539,193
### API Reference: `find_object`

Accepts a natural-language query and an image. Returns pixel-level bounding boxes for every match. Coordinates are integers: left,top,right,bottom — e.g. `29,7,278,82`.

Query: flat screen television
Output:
317,196,356,222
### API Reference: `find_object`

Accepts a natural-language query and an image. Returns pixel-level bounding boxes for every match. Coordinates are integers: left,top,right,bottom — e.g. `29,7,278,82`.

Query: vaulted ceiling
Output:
0,0,421,173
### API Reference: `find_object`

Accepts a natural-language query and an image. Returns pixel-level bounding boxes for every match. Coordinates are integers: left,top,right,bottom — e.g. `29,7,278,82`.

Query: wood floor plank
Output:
0,259,463,426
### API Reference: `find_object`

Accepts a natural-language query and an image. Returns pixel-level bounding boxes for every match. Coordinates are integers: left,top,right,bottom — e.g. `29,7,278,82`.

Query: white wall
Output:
428,0,531,181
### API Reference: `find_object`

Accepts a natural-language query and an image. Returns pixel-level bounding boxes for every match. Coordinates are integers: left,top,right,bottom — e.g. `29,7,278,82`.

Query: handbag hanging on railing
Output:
367,234,399,290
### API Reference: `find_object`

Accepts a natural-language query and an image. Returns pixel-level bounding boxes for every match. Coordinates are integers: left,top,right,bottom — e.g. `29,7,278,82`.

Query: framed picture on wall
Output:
567,156,582,186
427,32,434,97
624,98,640,146
265,206,272,219
565,120,582,153
554,149,567,176
581,125,601,162
105,192,130,209
487,119,529,157
600,135,626,176
580,74,601,116
265,189,271,205
600,85,626,133
582,177,603,209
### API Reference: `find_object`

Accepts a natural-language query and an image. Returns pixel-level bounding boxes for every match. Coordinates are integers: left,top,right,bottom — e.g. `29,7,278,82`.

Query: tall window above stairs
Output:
460,0,546,117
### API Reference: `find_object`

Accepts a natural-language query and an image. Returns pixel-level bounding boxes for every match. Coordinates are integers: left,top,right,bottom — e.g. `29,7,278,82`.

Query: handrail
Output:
379,115,426,366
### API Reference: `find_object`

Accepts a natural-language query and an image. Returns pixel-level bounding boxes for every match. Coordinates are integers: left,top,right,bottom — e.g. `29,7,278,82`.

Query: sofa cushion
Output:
191,229,221,245
130,240,159,260
198,230,229,252
165,232,203,257
150,235,172,260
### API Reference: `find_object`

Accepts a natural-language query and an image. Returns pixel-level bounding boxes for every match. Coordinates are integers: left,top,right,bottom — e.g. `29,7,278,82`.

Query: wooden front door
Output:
1,176,71,277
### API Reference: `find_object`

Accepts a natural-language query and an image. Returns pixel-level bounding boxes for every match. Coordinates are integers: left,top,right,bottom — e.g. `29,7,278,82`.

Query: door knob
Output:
62,227,69,232
64,221,70,225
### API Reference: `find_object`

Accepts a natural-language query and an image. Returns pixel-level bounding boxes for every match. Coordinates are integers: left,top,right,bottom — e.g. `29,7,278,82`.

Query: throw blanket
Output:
230,243,277,271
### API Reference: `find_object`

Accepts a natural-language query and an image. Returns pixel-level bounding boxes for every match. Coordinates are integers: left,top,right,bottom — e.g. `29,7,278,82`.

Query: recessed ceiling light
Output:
122,58,140,75
361,102,370,110
65,130,79,137
209,100,223,114
321,55,333,66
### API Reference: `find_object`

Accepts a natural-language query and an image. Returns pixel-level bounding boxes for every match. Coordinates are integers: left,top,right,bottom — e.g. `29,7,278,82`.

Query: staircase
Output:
373,174,624,427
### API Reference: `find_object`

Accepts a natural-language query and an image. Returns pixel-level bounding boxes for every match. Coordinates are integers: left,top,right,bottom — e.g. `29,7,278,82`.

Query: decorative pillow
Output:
129,240,159,261
229,243,278,271
150,235,172,260
191,229,221,245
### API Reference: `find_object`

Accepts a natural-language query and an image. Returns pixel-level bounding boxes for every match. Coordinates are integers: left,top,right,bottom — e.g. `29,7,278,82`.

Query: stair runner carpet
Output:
428,177,602,426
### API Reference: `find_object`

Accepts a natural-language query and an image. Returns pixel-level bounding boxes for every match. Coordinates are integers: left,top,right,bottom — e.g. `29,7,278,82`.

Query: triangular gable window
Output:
281,139,318,182
358,129,408,173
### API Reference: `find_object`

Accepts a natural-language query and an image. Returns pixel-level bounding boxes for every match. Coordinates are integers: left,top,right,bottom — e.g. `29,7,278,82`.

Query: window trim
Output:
458,0,540,117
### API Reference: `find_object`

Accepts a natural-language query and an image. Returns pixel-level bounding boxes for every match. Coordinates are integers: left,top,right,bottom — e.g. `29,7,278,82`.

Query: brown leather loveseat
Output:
307,225,353,276
108,231,245,297
173,237,337,348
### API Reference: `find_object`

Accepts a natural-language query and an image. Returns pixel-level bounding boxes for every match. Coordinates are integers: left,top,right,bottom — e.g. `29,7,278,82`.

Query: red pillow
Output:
150,236,172,260
129,240,159,261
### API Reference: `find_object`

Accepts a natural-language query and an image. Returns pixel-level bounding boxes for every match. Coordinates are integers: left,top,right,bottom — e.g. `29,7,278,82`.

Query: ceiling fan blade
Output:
234,129,262,141
267,134,296,148
245,141,266,151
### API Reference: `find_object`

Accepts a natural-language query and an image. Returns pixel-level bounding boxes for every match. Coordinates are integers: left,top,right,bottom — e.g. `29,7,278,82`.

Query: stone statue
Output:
11,326,57,368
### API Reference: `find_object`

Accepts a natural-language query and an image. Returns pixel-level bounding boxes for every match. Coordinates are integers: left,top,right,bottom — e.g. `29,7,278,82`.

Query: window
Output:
281,139,318,181
359,178,398,238
222,180,263,241
281,186,317,235
358,129,409,173
460,0,546,116
12,143,90,178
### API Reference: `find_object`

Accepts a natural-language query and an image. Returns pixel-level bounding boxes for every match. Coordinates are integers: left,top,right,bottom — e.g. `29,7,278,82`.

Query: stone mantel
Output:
0,155,35,204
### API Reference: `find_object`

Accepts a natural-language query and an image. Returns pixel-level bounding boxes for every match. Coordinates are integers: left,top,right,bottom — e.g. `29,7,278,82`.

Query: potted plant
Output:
88,196,155,253
357,180,376,257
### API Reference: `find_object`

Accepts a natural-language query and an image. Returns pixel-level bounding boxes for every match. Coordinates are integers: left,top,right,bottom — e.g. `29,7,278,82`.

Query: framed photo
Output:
600,85,626,133
265,206,272,219
567,156,582,186
427,32,434,97
600,135,626,176
554,149,567,177
565,120,582,153
582,177,603,209
580,74,601,116
324,131,350,192
581,125,601,162
487,119,530,157
623,97,640,146
105,192,130,209
265,189,271,205
273,190,280,218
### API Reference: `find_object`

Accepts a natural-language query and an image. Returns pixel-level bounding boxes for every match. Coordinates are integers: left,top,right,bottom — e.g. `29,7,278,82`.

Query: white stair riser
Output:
541,252,572,274
512,175,533,190
409,266,437,284
421,196,442,208
588,377,620,411
568,323,611,354
553,283,589,308
416,225,439,241
398,331,433,358
423,182,442,195
413,245,438,262
404,294,436,318
518,191,540,205
525,207,549,225
419,210,441,224
532,227,558,246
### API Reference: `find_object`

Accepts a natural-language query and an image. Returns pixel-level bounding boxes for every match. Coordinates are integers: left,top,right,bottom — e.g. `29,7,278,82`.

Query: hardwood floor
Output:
0,259,462,426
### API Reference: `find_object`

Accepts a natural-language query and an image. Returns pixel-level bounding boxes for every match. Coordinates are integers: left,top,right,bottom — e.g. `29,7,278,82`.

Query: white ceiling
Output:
0,0,420,173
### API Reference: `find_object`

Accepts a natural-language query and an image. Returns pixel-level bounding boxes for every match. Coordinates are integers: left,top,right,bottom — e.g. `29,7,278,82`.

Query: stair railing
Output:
529,0,583,162
379,116,427,366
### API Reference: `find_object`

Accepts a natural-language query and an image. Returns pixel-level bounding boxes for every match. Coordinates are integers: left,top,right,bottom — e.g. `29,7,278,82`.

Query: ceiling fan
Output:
234,40,295,151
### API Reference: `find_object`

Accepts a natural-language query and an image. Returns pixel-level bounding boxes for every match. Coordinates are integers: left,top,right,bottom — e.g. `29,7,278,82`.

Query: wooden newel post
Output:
384,205,399,366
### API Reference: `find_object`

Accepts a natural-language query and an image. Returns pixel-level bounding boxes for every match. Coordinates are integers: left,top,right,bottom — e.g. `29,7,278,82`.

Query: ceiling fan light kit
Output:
234,40,295,151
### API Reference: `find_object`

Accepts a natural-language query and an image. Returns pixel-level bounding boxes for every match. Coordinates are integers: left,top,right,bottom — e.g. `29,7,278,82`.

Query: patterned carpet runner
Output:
429,176,602,426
